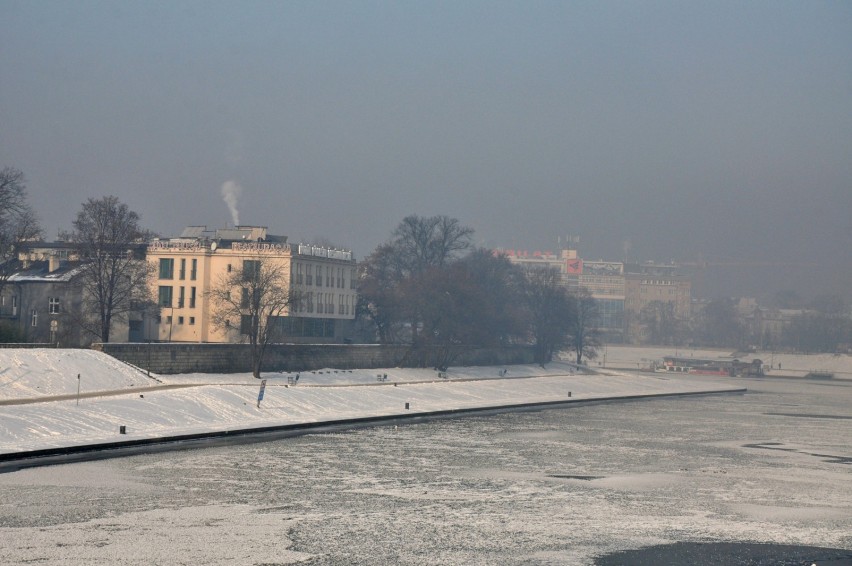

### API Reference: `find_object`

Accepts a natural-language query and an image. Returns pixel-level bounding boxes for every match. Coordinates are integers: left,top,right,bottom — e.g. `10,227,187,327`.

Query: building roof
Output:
6,260,86,282
172,225,288,244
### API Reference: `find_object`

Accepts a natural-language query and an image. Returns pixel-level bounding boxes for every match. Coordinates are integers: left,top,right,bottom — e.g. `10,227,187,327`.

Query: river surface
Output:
1,376,851,565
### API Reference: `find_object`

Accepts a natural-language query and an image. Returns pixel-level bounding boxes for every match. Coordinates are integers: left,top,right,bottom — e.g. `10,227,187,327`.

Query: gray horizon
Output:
2,1,850,300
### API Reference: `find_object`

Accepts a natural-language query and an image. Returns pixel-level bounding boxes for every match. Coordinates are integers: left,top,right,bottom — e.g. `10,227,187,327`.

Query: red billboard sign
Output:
566,258,583,274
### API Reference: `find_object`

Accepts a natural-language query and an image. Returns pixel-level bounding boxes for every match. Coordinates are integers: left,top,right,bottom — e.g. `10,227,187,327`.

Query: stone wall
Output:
94,343,537,375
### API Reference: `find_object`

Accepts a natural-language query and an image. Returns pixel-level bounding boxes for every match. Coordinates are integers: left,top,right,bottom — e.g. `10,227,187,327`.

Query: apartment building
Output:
147,226,357,343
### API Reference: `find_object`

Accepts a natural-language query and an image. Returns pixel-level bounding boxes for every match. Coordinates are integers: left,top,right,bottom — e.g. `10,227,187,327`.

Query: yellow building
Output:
146,226,357,343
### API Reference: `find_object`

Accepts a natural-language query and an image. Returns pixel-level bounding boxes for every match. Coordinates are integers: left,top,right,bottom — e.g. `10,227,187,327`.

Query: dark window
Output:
158,286,173,307
159,258,174,279
243,260,260,281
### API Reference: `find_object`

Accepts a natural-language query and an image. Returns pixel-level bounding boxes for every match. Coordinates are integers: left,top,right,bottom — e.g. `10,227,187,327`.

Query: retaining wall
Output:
94,343,537,374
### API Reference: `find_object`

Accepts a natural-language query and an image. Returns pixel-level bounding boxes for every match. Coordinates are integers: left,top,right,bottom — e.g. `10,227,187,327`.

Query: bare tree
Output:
391,214,474,274
357,243,406,343
0,167,42,289
208,256,297,378
357,215,475,345
522,267,576,366
639,300,682,345
694,298,744,348
71,196,151,343
568,287,600,365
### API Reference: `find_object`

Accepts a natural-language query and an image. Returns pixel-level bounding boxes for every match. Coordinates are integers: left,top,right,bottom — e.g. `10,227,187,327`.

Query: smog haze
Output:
2,1,850,299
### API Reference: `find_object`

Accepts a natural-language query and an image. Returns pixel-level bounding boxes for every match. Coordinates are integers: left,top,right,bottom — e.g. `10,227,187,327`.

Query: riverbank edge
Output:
0,386,745,472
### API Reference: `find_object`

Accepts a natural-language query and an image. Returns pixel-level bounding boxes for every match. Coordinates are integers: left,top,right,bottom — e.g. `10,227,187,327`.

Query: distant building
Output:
498,248,626,341
146,226,357,343
735,297,805,348
579,261,626,342
624,262,692,343
497,248,582,290
0,241,137,347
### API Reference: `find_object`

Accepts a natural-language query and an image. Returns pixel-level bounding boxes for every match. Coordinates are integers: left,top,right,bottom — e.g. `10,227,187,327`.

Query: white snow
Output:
596,345,852,378
2,345,846,456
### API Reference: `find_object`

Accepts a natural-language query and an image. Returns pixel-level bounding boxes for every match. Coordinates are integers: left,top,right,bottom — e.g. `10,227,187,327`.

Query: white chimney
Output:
49,254,60,273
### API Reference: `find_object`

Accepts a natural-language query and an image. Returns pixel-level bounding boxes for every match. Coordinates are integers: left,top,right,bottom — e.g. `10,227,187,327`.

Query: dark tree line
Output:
357,215,599,367
646,295,851,353
777,295,851,353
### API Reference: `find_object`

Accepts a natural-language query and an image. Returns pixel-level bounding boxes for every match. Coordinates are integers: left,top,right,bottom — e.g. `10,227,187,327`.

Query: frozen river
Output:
1,376,850,565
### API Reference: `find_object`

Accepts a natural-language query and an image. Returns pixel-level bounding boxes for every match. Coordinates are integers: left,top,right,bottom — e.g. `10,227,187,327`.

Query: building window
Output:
159,258,174,279
178,316,184,325
48,297,60,314
190,287,196,308
179,258,186,280
191,259,197,280
31,309,38,327
178,286,185,308
189,317,195,325
241,287,250,308
227,264,232,273
158,286,173,307
243,260,260,281
316,264,322,286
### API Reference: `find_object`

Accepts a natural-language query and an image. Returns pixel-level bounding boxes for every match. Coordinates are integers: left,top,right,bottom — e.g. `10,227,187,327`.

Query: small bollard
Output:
405,402,410,410
119,425,126,434
568,391,572,397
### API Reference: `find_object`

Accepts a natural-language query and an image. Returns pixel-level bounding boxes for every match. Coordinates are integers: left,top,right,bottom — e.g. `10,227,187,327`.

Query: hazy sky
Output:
2,1,851,299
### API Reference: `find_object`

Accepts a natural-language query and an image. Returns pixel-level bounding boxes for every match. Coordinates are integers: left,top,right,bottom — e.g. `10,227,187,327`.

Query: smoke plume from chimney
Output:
221,180,243,226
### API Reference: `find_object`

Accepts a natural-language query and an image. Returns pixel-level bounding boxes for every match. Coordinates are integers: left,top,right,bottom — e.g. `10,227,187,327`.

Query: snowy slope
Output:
0,348,745,455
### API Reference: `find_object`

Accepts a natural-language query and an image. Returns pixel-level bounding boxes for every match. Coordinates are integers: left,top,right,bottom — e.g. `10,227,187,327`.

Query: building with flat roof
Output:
623,262,692,343
1,241,142,346
146,226,357,343
497,248,626,341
